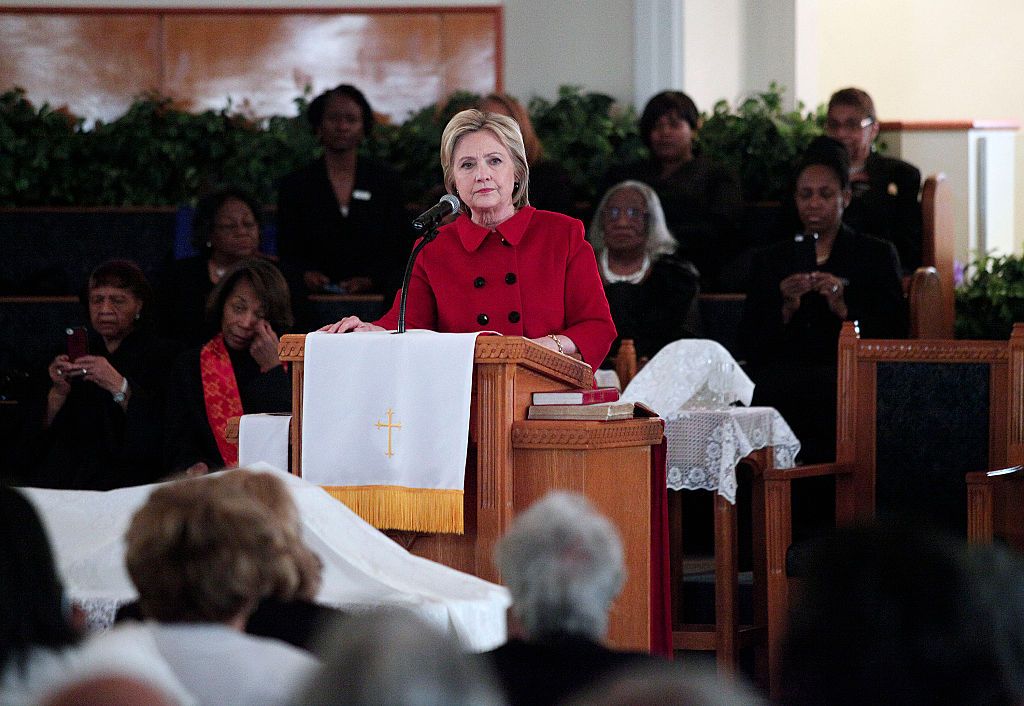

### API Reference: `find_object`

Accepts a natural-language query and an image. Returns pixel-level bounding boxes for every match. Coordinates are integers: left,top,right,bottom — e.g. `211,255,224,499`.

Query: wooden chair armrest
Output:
762,462,855,482
907,266,948,338
966,465,1024,485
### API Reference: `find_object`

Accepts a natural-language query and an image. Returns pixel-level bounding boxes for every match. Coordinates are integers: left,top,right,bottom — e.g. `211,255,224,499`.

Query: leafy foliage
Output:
697,83,826,201
1,83,824,208
955,254,1024,339
529,85,642,205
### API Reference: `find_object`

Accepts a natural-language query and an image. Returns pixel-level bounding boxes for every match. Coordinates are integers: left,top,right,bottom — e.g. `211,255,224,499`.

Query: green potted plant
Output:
955,253,1024,339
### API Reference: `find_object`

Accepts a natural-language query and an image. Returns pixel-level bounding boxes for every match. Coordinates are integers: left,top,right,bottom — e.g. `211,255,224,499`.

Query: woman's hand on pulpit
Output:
319,316,386,334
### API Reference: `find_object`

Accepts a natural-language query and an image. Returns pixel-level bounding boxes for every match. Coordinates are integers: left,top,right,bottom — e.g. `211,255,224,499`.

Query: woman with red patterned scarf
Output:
164,259,293,476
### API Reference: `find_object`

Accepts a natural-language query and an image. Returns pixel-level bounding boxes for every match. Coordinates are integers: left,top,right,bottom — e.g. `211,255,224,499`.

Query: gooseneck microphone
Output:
411,194,460,234
398,194,460,333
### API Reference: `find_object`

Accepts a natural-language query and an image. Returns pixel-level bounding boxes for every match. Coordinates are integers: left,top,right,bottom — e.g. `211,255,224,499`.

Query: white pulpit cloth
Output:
20,464,509,652
621,339,754,416
238,413,291,470
301,330,480,533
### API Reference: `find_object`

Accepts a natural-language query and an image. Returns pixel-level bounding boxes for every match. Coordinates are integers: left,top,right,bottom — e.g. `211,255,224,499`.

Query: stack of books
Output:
527,387,647,421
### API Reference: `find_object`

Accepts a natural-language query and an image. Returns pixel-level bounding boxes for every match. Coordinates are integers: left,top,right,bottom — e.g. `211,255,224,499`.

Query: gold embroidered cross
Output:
375,408,402,458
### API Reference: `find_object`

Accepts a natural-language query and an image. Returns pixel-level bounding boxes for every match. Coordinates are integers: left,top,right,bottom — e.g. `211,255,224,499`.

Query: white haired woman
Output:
589,180,700,367
484,492,659,705
320,109,616,370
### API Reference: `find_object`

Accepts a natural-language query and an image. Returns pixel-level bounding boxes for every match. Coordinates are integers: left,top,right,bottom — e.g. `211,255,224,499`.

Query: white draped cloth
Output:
620,339,799,503
301,330,478,491
663,407,801,502
238,413,291,469
620,339,755,415
21,464,510,652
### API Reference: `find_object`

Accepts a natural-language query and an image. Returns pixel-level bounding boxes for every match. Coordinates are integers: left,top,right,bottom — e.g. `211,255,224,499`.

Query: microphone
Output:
411,194,460,234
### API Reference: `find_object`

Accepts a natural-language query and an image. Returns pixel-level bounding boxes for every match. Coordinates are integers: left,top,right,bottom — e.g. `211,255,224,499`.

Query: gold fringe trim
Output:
320,485,464,534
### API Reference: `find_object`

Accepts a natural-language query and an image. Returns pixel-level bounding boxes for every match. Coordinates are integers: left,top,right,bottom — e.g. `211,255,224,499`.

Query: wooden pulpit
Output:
278,334,664,650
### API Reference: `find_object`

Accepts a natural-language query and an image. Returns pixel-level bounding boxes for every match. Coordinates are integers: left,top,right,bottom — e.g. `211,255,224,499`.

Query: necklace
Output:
600,250,651,284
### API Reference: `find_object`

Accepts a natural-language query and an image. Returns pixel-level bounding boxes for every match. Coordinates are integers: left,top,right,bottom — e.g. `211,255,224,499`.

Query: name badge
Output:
352,189,372,201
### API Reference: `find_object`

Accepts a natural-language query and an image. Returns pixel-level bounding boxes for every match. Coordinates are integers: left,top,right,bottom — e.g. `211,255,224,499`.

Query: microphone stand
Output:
396,225,440,334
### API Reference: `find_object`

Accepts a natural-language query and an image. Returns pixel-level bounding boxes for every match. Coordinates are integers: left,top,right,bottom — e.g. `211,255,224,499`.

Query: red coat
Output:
376,207,617,369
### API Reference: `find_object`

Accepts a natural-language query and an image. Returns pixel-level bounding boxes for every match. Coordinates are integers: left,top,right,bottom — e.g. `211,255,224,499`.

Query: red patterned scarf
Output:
199,333,243,466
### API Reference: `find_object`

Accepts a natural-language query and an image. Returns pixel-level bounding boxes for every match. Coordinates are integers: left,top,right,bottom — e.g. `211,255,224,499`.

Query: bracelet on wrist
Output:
547,334,565,355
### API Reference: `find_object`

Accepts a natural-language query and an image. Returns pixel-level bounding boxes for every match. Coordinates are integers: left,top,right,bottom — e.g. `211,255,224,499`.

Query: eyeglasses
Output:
825,116,875,132
602,207,648,221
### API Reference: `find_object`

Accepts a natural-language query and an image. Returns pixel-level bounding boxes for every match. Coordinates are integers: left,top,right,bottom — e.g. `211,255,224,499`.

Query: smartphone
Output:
792,233,819,274
65,326,89,361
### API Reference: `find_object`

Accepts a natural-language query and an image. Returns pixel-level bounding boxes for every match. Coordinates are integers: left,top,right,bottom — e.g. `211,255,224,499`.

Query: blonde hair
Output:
440,109,530,215
217,469,323,600
125,475,307,623
479,93,543,164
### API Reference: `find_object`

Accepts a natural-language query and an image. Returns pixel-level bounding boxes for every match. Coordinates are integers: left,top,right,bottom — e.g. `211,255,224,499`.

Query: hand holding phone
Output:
792,233,819,274
66,326,89,362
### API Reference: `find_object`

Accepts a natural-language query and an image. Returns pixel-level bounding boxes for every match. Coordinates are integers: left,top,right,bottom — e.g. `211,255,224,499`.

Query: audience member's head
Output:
205,257,294,341
494,491,624,642
83,260,153,345
308,84,375,141
478,92,543,165
588,179,677,259
217,469,323,601
441,108,531,212
781,522,1024,706
190,187,262,261
298,608,505,706
825,87,880,168
565,661,764,706
124,476,303,624
638,90,700,164
42,674,176,706
792,136,852,238
0,486,80,673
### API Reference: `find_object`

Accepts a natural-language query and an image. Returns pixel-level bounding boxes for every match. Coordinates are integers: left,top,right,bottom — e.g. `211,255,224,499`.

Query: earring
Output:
206,241,212,248
134,313,141,321
513,181,520,192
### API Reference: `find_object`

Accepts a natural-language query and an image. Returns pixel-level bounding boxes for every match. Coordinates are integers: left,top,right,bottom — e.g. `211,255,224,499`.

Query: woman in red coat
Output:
321,109,616,370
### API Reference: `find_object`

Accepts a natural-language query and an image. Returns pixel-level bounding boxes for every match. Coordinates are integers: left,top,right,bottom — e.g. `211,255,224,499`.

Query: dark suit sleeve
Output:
738,247,787,367
893,161,923,271
847,237,909,340
164,349,220,473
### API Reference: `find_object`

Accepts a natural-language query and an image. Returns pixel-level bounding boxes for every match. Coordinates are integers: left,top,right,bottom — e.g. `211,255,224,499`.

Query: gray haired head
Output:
588,179,678,258
298,608,505,706
494,491,625,641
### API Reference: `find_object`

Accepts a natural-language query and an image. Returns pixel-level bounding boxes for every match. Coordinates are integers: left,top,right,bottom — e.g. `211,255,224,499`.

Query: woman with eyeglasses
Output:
157,187,266,346
601,91,742,292
589,180,699,367
824,87,922,272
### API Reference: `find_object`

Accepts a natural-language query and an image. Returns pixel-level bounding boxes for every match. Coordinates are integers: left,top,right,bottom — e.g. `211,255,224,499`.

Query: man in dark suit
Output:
484,492,662,706
825,87,923,273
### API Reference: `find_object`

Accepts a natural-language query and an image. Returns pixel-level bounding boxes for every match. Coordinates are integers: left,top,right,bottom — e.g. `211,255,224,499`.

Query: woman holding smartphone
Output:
739,137,907,463
24,260,181,489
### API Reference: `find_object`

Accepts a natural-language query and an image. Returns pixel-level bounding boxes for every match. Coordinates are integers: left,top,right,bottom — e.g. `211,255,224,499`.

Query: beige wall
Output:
814,0,1024,252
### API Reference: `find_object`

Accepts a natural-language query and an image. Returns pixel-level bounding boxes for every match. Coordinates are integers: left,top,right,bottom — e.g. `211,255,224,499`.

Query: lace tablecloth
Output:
664,407,800,504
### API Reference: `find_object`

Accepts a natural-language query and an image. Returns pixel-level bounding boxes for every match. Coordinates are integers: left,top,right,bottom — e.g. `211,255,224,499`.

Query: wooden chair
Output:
919,173,956,337
756,321,1024,699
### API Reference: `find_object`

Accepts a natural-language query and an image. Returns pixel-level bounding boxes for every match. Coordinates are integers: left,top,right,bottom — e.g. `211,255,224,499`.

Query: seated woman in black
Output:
602,91,742,291
157,187,265,346
740,137,907,463
164,258,293,476
589,180,700,368
23,260,179,489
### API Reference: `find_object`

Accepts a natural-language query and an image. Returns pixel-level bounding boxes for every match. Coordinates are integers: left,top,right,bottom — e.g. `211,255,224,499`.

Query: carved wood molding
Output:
511,419,664,449
474,336,592,387
279,333,306,361
857,340,1008,362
